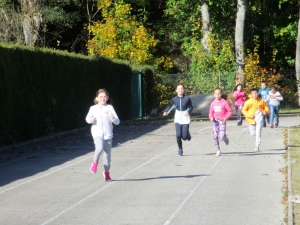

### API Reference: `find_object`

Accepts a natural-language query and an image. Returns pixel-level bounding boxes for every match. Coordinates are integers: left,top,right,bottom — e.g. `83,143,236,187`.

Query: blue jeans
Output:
269,104,280,125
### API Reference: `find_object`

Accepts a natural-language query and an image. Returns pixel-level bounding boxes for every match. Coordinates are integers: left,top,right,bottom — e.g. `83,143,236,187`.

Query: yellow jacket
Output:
242,97,270,125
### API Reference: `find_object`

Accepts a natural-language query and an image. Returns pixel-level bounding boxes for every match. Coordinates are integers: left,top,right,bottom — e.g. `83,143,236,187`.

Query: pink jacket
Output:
209,98,233,120
232,90,246,106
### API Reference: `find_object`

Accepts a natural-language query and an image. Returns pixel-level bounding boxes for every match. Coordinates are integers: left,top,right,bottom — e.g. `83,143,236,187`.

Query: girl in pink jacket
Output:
209,88,233,156
232,84,246,126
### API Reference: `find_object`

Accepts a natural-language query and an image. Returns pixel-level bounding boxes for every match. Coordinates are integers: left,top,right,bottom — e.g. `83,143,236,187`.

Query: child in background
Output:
232,84,246,126
268,86,283,128
86,89,120,181
258,81,270,127
163,84,193,156
209,88,233,156
242,88,269,152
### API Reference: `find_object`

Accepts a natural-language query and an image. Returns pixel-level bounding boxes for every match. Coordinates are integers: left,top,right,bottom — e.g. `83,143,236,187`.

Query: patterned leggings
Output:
212,119,227,150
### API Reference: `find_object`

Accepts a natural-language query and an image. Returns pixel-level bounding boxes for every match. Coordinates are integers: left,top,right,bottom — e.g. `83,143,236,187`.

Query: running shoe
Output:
215,150,221,156
90,161,98,173
275,122,278,128
177,149,183,156
254,146,259,152
224,136,229,145
270,124,274,128
103,171,112,182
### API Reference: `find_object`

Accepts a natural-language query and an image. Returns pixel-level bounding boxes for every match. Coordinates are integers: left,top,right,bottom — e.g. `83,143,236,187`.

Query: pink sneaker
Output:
90,162,98,173
103,171,111,182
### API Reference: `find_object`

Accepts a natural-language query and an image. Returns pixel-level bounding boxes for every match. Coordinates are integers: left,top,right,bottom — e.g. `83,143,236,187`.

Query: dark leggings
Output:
175,123,190,149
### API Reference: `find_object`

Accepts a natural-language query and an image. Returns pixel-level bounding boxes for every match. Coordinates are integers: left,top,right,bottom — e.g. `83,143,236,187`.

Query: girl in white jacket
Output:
86,89,120,181
267,86,283,128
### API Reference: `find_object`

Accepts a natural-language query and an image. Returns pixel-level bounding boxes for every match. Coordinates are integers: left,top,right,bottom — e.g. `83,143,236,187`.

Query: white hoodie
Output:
268,91,283,106
86,104,120,139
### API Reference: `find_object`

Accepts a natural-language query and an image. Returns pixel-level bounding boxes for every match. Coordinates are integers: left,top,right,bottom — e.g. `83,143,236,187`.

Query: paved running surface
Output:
1,117,298,225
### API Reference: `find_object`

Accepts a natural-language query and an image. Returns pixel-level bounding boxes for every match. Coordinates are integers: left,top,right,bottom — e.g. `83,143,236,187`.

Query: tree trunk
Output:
296,1,300,106
21,0,42,46
235,0,247,86
200,0,211,50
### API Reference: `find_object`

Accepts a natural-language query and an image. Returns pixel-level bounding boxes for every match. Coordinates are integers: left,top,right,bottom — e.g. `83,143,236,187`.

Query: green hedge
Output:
0,43,132,145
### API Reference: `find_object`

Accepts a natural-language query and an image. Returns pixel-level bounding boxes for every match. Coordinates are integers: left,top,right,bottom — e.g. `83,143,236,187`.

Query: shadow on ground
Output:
0,121,169,188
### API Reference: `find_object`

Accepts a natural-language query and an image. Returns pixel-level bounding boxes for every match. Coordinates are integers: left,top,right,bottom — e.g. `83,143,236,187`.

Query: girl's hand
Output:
184,112,189,117
262,110,266,115
90,117,96,123
110,113,115,119
163,112,167,116
210,117,214,122
224,118,227,122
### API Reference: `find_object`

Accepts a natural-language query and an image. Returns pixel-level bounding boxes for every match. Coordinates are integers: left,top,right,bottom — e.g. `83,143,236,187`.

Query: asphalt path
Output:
1,117,299,225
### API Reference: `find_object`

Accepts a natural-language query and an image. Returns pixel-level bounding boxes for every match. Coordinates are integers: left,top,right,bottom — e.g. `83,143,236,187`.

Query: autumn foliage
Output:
87,0,157,65
244,44,289,97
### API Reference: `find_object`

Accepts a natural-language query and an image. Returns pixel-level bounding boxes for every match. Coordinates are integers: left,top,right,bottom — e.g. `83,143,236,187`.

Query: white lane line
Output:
40,144,177,225
41,126,211,224
164,156,222,225
164,127,246,224
196,126,210,133
0,155,91,194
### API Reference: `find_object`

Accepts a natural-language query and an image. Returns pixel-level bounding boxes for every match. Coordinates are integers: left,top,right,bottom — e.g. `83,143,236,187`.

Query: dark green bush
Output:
0,43,131,145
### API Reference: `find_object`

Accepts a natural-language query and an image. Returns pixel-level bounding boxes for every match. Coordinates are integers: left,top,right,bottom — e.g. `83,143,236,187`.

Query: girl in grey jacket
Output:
86,89,120,181
267,86,283,128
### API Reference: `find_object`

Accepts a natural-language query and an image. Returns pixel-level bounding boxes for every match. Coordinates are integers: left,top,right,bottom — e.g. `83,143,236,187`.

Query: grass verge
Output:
290,127,300,224
280,108,300,114
283,126,300,224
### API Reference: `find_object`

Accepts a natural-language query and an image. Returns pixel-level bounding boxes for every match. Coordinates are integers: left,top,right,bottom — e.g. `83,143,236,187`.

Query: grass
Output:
280,108,300,114
287,127,300,224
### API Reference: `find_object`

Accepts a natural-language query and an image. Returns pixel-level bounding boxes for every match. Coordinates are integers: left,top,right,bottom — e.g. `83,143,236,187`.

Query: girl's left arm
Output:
187,97,193,115
110,106,120,125
225,101,233,119
276,92,283,101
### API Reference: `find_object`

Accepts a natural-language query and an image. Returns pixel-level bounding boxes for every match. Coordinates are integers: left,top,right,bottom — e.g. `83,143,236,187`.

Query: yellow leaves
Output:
244,42,286,94
87,0,157,65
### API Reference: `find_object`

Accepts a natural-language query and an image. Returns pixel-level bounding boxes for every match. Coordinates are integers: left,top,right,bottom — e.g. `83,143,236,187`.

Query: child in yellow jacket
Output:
242,88,270,152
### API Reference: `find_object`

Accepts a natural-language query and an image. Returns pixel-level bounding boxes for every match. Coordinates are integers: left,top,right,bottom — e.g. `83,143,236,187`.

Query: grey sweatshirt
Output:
268,91,283,106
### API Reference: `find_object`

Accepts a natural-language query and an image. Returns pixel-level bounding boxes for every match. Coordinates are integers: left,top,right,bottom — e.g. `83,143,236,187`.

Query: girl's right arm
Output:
85,107,95,124
163,99,175,116
232,91,237,100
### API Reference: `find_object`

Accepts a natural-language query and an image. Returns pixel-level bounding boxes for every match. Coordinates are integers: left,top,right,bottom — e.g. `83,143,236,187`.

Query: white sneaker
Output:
215,150,221,156
254,146,259,152
224,136,229,145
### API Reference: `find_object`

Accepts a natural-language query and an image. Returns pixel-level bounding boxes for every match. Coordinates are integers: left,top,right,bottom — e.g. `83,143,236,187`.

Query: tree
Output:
200,0,211,50
87,0,157,65
0,0,23,44
20,0,42,46
235,0,246,86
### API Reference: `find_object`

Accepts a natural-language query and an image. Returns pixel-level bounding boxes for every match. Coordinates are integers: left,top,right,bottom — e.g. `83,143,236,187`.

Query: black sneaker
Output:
177,149,183,156
237,121,242,126
263,124,266,128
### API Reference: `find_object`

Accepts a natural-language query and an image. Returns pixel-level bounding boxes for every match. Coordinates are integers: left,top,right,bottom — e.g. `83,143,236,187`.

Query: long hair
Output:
94,88,113,105
214,87,228,100
233,83,243,92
